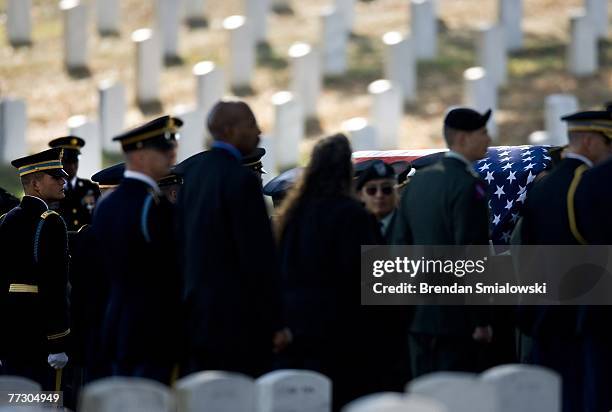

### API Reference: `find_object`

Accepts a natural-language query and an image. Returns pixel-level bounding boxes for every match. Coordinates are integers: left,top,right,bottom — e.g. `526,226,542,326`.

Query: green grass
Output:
0,165,23,198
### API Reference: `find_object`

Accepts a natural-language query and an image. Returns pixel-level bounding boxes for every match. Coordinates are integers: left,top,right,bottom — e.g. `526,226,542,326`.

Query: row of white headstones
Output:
0,0,608,180
0,363,561,412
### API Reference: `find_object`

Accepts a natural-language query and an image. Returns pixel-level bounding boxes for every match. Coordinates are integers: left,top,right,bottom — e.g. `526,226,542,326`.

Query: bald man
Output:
176,100,285,377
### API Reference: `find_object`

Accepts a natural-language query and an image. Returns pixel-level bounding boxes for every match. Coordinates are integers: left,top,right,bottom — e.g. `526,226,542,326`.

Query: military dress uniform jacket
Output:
519,157,589,337
0,196,70,359
391,156,490,337
176,147,282,376
57,178,100,231
92,178,182,369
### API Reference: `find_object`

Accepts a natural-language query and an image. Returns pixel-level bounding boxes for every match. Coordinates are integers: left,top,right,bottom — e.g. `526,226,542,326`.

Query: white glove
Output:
48,352,68,369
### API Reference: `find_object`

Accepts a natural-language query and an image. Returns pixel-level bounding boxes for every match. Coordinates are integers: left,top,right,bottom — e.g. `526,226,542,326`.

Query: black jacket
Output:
176,148,281,374
56,177,100,231
92,178,181,366
0,196,70,358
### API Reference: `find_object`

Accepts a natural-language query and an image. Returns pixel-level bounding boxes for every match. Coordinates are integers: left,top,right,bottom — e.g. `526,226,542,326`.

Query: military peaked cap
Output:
113,115,183,152
11,148,68,178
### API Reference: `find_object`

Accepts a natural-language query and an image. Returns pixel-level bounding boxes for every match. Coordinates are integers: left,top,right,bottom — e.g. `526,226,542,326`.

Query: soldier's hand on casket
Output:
472,325,493,343
273,328,293,353
48,352,69,369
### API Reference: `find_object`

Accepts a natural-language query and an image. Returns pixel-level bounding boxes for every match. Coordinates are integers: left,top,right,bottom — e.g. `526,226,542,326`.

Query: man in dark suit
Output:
176,100,285,377
520,108,612,412
92,116,183,384
48,136,100,231
0,148,71,389
391,107,493,377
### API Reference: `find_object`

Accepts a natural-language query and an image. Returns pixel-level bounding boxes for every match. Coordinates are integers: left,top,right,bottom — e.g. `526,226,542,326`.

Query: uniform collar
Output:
212,141,242,161
564,152,594,168
123,170,161,193
22,195,49,210
70,176,77,189
445,151,479,177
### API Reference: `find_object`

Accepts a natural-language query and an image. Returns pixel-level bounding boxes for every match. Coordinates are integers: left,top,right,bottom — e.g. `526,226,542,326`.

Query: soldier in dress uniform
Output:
158,171,183,204
0,148,71,389
242,147,267,184
91,116,183,384
390,107,494,378
48,136,101,231
519,107,612,412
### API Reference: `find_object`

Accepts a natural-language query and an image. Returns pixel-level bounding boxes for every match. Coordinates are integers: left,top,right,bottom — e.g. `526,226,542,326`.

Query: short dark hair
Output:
443,125,461,147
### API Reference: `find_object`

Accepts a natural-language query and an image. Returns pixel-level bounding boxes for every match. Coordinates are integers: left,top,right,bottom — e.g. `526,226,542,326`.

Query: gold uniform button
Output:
72,208,77,213
73,220,79,226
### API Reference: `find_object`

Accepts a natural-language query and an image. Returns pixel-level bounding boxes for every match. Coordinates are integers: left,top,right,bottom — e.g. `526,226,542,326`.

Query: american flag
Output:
474,145,553,247
354,145,554,248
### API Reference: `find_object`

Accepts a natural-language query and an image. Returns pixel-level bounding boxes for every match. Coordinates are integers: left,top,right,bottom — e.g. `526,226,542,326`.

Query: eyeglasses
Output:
364,185,394,196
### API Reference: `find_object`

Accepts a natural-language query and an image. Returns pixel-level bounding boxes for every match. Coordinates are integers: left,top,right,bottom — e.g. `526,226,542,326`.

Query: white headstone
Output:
96,0,120,35
585,0,608,39
99,80,126,153
0,376,41,400
476,24,507,87
245,0,271,43
7,0,32,46
173,105,206,162
68,115,102,180
498,0,523,51
79,377,173,412
342,117,377,151
175,371,254,412
463,67,498,138
544,94,579,146
342,393,447,412
0,98,27,165
335,0,355,32
256,369,331,412
193,61,225,133
567,9,598,76
410,0,437,60
407,372,497,412
184,0,207,25
289,42,322,118
528,130,551,145
383,31,416,103
273,91,303,170
60,0,88,70
156,0,181,61
132,28,162,105
223,15,255,90
258,134,276,185
320,7,348,76
481,364,561,412
368,79,402,150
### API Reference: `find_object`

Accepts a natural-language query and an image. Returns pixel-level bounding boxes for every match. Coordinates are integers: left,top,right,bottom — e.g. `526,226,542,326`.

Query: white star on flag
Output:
522,156,533,162
507,170,516,184
518,184,526,194
493,214,501,225
494,185,505,199
524,163,534,171
511,212,520,224
485,171,495,184
504,199,514,210
521,150,532,156
517,191,527,203
500,157,511,163
502,162,513,170
479,163,491,172
501,231,512,243
526,171,536,184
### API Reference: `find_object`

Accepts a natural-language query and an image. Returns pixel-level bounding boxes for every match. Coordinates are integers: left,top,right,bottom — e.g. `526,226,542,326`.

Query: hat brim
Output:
45,168,69,179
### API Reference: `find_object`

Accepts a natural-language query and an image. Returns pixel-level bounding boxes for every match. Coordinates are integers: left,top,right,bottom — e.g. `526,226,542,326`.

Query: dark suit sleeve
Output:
390,187,414,245
452,180,489,245
38,214,71,354
227,172,283,333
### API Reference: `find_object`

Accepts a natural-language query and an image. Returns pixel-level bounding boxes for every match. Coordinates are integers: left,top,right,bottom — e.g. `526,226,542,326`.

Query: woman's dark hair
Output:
274,133,354,241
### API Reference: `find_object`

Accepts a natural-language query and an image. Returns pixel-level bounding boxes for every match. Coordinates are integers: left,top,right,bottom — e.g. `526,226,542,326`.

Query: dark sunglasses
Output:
364,185,394,196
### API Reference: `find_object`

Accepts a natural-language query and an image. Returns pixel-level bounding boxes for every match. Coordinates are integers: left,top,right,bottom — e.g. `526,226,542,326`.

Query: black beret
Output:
355,160,396,190
444,107,491,132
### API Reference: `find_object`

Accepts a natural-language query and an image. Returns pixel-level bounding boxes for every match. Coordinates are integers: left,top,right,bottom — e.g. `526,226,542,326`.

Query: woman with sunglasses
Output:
355,160,399,243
